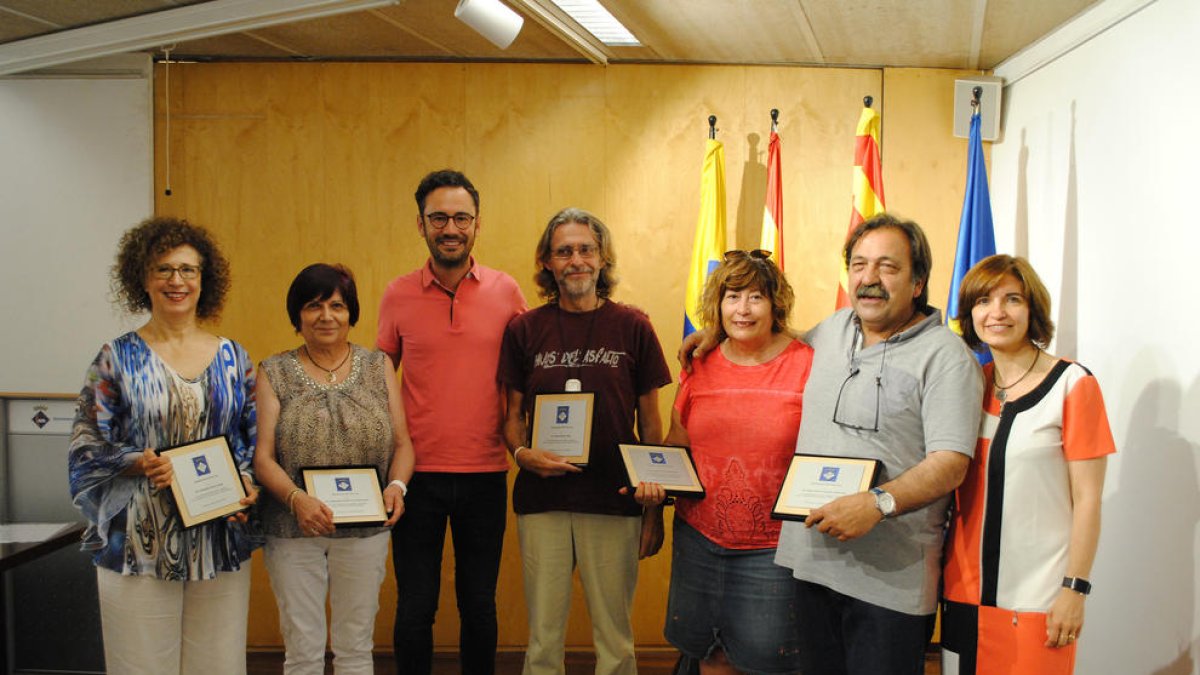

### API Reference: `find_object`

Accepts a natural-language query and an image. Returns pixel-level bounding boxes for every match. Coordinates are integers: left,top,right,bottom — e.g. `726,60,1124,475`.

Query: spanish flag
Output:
947,110,997,363
684,138,727,337
836,105,885,309
759,130,784,270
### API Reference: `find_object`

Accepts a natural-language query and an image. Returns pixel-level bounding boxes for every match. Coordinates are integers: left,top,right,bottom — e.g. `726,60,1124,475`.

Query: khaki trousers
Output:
517,511,641,675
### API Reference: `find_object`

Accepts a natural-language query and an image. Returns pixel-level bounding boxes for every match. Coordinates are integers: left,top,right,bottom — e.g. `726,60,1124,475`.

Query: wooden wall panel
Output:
152,60,976,654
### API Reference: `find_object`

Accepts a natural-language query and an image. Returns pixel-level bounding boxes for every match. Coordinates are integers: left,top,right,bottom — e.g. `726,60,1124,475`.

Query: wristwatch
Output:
870,487,896,518
1062,577,1092,595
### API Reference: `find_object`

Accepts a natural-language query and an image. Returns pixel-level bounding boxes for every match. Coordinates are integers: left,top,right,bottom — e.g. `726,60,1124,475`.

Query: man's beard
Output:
428,233,470,266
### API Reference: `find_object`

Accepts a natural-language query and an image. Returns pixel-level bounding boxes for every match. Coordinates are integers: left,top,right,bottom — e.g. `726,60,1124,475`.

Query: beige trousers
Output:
96,565,251,675
517,511,641,675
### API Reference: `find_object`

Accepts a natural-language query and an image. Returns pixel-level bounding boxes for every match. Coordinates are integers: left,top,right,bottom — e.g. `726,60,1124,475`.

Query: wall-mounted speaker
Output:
953,77,1003,141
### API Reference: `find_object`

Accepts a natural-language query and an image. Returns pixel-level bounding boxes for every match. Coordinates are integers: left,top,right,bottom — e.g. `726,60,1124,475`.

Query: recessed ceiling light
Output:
549,0,640,46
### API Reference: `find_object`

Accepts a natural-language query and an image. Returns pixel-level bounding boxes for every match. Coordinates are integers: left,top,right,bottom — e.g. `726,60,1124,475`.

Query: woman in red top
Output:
636,250,812,675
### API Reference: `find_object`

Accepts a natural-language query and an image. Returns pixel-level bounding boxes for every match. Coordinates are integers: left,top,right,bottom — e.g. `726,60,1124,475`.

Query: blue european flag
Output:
947,111,997,365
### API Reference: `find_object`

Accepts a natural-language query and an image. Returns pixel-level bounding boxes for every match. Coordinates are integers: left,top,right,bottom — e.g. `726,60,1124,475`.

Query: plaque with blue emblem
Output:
618,444,704,497
771,454,882,521
531,392,594,465
301,465,387,526
156,435,248,528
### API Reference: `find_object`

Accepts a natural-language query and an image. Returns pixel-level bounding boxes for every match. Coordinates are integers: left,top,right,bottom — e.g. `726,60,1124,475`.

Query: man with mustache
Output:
774,213,983,674
377,169,526,675
499,207,671,675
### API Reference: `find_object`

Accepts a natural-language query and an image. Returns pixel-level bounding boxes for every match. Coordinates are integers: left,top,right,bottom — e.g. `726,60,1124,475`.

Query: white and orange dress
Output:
941,359,1116,675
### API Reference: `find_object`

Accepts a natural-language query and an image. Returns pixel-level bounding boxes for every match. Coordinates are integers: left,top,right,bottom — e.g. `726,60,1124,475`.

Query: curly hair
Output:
533,207,618,302
699,253,794,343
111,216,231,319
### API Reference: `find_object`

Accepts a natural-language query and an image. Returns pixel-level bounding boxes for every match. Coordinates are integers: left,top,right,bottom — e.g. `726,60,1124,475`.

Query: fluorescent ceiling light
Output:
548,0,639,46
0,0,398,76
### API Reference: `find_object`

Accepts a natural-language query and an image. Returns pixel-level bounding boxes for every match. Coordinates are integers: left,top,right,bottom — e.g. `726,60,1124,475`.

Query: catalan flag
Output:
836,105,885,309
684,138,727,337
947,110,997,363
759,129,784,270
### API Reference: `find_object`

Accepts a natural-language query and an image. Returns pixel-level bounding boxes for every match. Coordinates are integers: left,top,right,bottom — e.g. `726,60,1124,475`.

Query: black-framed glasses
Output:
151,264,201,280
831,332,889,433
424,212,476,230
832,366,881,432
723,249,771,262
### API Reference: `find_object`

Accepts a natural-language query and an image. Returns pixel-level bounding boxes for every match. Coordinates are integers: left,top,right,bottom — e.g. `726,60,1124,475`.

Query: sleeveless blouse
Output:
259,344,395,539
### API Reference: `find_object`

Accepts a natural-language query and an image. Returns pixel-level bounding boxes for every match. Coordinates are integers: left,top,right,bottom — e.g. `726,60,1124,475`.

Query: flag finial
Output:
863,95,873,108
708,115,717,140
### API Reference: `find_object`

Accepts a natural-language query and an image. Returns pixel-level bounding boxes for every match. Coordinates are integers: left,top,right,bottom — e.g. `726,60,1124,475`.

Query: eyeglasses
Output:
551,244,598,260
424,212,476,230
724,249,772,262
831,329,890,433
151,264,201,280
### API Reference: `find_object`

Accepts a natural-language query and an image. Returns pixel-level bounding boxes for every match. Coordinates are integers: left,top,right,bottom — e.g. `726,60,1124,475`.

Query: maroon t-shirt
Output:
498,300,671,516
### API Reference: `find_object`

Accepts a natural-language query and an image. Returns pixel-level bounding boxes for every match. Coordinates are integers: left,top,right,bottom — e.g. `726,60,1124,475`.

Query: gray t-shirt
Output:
775,307,982,615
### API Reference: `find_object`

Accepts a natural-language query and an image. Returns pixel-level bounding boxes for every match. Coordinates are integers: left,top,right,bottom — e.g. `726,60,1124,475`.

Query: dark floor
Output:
247,649,940,674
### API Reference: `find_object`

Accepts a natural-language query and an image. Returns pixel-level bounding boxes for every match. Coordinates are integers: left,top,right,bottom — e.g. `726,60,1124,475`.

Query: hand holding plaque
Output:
530,392,594,465
155,436,249,528
619,444,705,498
301,466,388,527
771,454,881,522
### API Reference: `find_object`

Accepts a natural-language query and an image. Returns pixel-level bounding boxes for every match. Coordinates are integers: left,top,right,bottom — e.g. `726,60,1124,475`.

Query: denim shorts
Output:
664,518,801,675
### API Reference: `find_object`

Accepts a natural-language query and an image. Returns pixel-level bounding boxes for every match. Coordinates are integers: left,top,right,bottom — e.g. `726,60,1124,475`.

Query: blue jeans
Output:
665,518,801,675
391,471,507,675
792,579,934,675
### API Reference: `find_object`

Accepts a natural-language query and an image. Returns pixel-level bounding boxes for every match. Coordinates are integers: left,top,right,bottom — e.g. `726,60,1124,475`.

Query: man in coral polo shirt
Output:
377,169,526,675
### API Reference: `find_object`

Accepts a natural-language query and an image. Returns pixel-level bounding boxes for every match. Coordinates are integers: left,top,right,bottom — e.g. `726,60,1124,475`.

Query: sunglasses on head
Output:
723,249,772,262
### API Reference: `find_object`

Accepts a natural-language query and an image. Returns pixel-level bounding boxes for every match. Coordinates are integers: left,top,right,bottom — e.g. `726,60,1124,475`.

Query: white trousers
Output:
96,565,251,675
518,511,641,675
264,532,390,675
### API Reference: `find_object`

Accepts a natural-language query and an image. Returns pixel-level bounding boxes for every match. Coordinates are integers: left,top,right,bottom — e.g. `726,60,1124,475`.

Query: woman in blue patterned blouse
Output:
69,217,260,675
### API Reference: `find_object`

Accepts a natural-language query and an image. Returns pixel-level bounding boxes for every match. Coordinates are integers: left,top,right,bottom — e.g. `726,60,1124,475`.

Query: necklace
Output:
554,297,602,390
303,344,351,383
994,349,1040,402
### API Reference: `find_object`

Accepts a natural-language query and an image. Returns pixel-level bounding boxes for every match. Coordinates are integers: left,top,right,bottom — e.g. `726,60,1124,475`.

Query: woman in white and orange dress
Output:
941,254,1116,675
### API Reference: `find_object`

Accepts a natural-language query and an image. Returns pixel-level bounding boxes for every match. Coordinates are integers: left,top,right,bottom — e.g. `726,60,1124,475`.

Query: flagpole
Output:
770,108,778,133
708,115,717,140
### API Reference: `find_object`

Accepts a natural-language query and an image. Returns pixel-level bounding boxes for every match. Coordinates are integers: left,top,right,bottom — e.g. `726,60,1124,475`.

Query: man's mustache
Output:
857,284,889,300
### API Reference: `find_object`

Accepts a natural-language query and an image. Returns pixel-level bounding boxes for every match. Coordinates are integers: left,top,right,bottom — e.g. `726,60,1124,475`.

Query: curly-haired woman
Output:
69,216,260,675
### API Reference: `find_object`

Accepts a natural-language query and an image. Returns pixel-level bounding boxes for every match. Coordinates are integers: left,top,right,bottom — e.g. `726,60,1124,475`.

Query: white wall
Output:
0,54,153,393
991,0,1200,672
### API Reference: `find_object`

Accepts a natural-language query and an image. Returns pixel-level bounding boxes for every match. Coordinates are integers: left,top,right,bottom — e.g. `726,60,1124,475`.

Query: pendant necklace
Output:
304,344,351,383
555,298,601,392
994,349,1040,402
